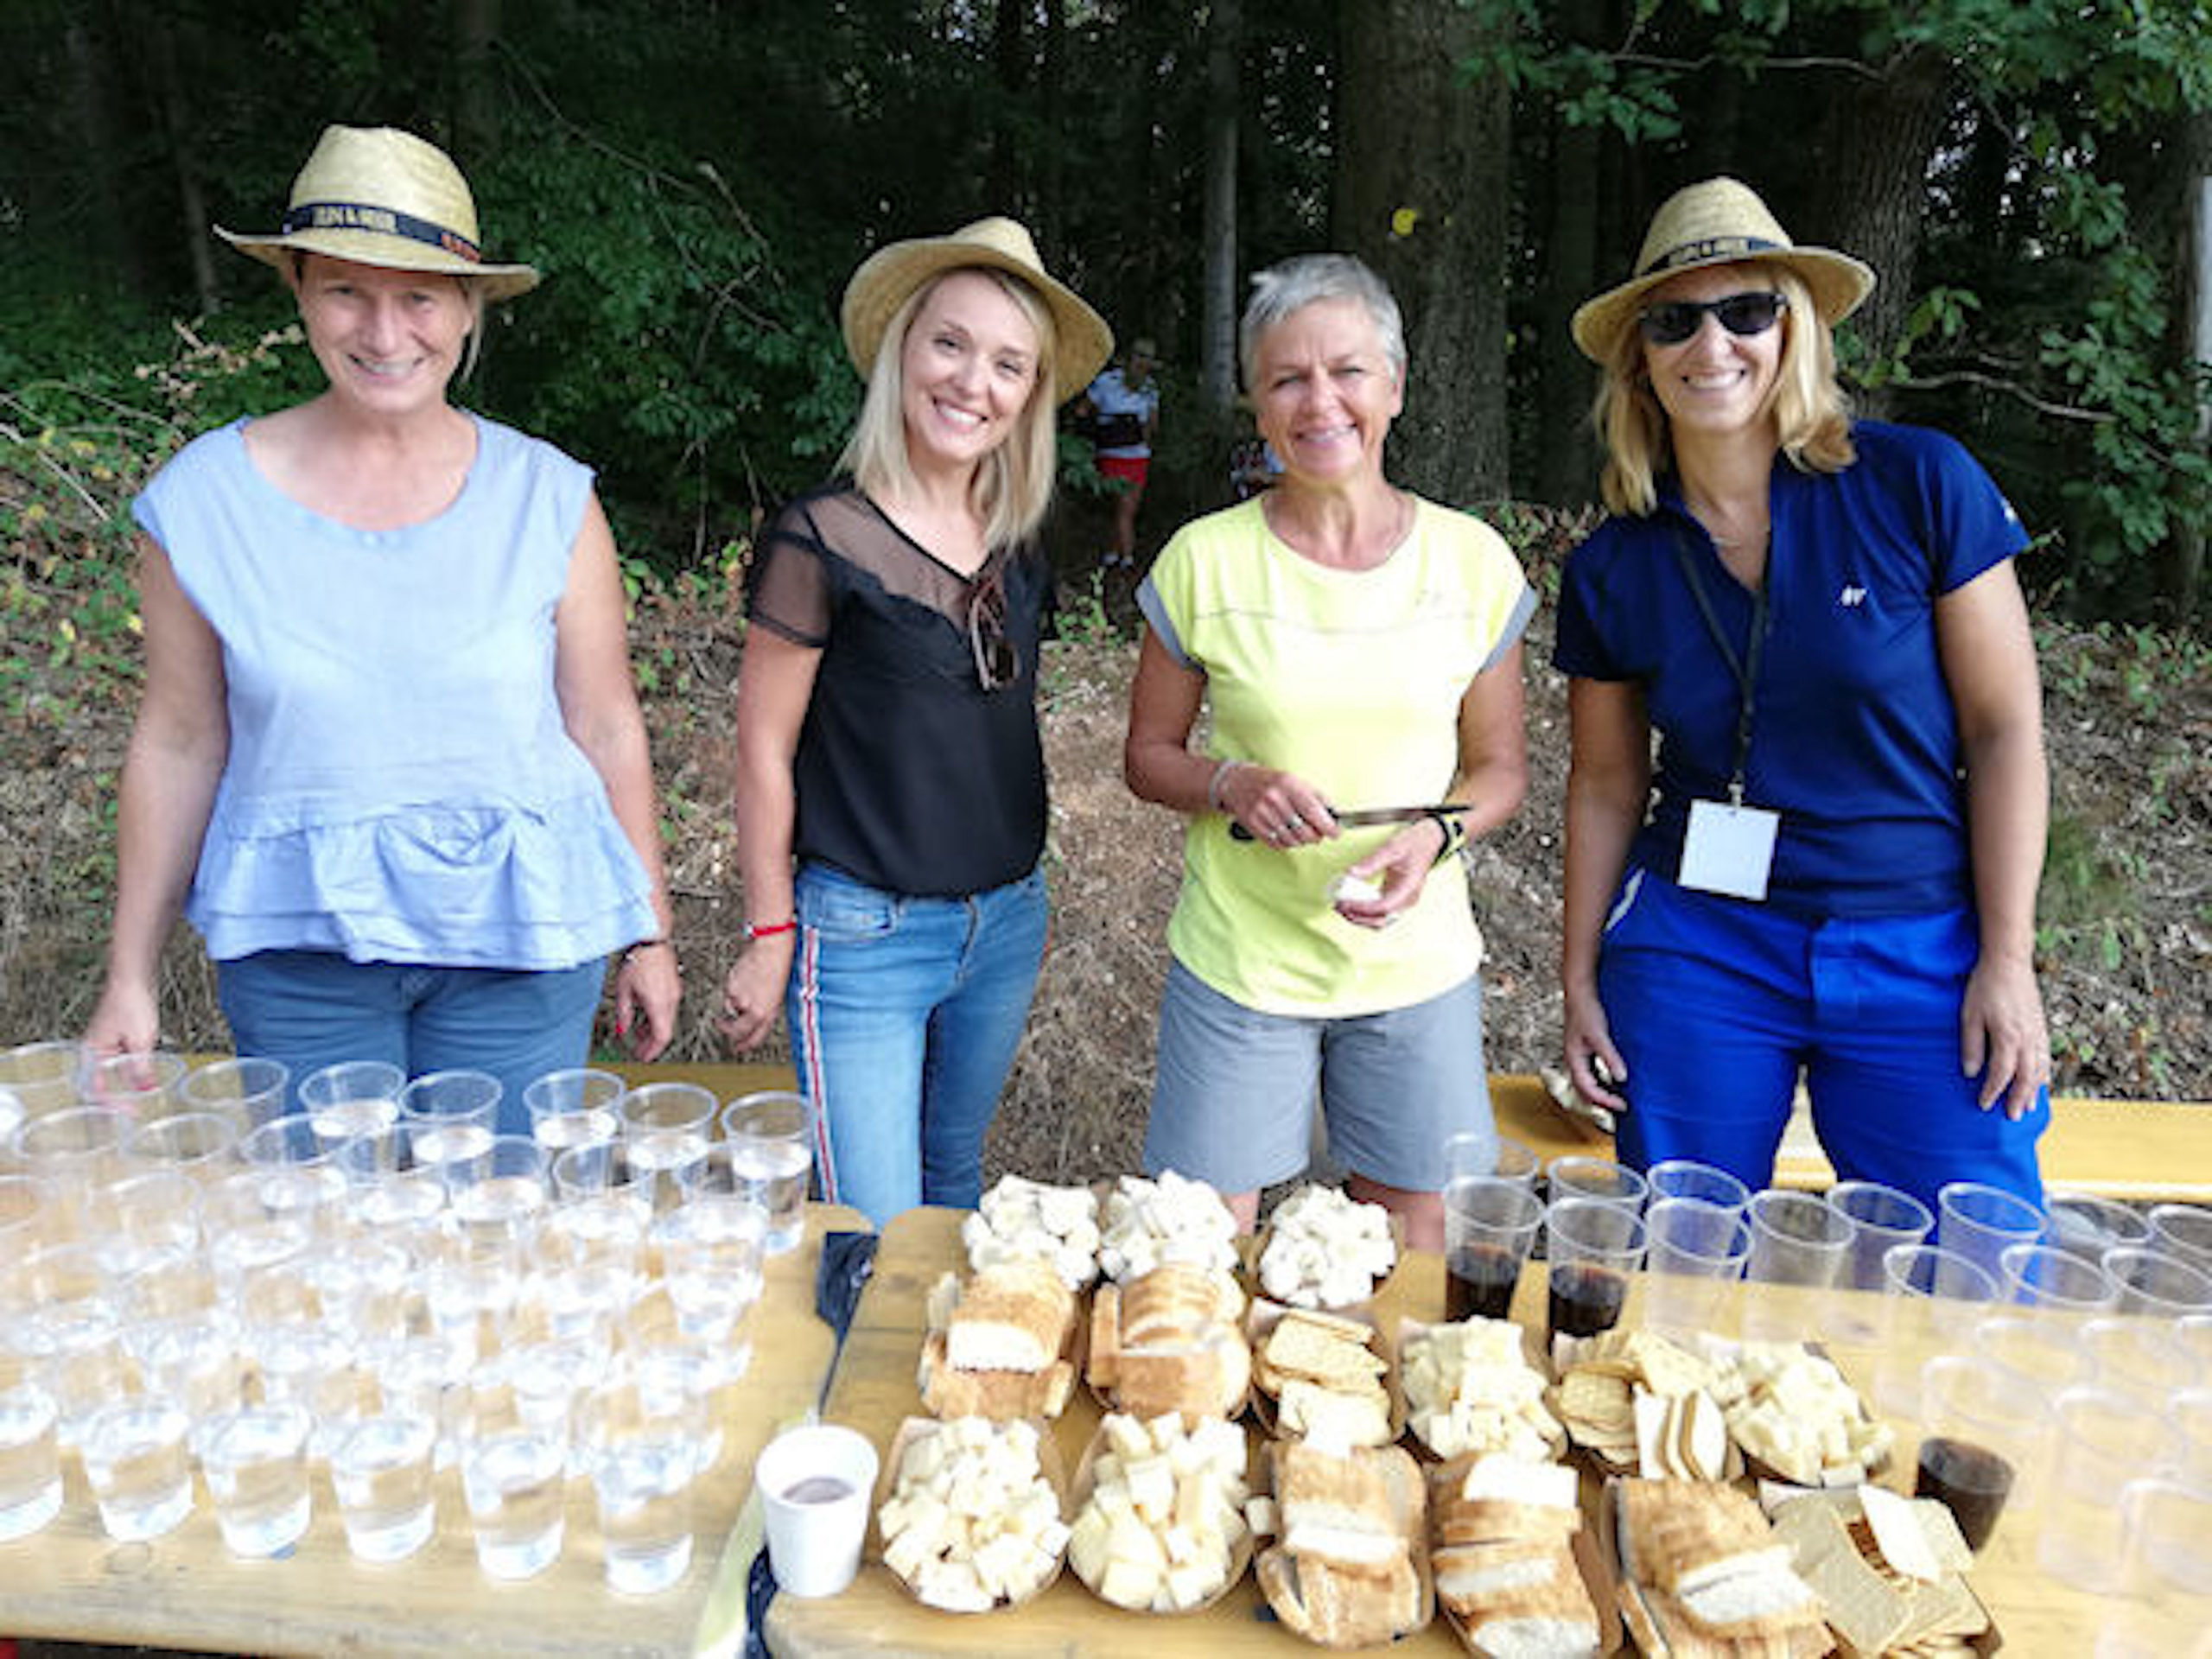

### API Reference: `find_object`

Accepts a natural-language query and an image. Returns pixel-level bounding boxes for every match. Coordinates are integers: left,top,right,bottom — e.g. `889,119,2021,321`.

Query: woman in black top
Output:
719,219,1110,1225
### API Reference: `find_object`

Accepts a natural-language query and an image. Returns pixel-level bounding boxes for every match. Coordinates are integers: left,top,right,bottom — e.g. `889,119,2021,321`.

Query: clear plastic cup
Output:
238,1113,346,1223
399,1070,502,1184
79,1397,194,1541
15,1104,131,1210
579,1375,704,1595
1916,1355,2042,1546
1441,1176,1545,1324
0,1085,22,1154
1546,1154,1647,1211
296,1060,402,1150
0,1382,62,1541
1972,1313,2096,1402
181,1057,293,1135
1646,1158,1752,1215
1825,1179,1933,1292
1643,1196,1752,1336
1999,1241,2118,1314
0,1039,86,1116
2039,1385,2180,1593
2046,1192,2152,1261
2079,1317,2204,1410
332,1410,439,1562
82,1051,187,1119
2120,1475,2212,1595
1937,1180,2046,1281
721,1092,813,1253
1877,1244,2001,1419
2171,1388,2212,1487
1545,1197,1646,1342
653,1196,768,1348
124,1110,240,1180
461,1426,568,1580
2147,1204,2212,1272
1745,1188,1853,1287
200,1401,313,1556
127,1315,246,1456
619,1084,715,1214
524,1067,625,1154
448,1135,550,1253
1445,1128,1539,1186
0,1173,51,1255
2102,1245,2212,1319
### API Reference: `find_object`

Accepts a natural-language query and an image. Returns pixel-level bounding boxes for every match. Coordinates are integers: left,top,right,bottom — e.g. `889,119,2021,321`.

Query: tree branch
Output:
1885,368,2113,423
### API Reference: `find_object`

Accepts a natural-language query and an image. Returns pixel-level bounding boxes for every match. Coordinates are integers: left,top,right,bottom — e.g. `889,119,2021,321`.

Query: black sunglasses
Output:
967,565,1019,691
1637,290,1788,347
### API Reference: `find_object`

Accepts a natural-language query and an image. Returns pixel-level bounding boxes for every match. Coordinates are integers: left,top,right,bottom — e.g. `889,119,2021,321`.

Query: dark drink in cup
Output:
1548,1262,1629,1339
1913,1435,2013,1551
1446,1243,1520,1322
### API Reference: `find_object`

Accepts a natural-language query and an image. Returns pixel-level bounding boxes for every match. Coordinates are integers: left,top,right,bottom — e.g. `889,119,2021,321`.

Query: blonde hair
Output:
1592,264,1855,517
837,268,1061,551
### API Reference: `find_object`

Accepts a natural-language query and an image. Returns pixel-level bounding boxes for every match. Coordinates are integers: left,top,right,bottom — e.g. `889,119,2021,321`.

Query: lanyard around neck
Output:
1669,524,1769,804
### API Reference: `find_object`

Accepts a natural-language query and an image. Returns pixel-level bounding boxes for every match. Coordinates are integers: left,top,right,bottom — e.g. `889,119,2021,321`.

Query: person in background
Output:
1123,254,1531,1253
84,125,678,1129
1078,336,1160,568
718,218,1111,1227
1555,176,2050,1211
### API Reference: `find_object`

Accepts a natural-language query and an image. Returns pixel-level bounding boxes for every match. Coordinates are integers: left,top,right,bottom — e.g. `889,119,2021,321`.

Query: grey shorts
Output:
1143,957,1496,1195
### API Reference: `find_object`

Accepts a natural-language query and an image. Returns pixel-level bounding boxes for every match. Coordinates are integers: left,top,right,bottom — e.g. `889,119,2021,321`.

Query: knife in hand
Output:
1230,802,1469,841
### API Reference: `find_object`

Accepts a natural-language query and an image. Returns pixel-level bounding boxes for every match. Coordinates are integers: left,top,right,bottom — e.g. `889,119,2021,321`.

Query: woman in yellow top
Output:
1123,254,1530,1250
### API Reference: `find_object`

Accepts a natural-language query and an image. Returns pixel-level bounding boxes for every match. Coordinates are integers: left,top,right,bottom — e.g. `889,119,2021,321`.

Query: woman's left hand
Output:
1331,817,1448,930
1960,951,2050,1120
614,942,681,1061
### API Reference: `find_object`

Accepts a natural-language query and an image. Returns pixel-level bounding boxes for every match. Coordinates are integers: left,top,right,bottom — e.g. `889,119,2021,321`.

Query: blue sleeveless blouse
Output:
133,414,656,969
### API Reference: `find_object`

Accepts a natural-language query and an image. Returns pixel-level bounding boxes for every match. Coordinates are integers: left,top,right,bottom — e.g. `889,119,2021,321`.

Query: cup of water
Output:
720,1092,813,1254
200,1402,314,1557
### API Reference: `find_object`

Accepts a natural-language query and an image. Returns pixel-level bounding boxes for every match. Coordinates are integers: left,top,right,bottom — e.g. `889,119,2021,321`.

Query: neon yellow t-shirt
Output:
1139,494,1534,1015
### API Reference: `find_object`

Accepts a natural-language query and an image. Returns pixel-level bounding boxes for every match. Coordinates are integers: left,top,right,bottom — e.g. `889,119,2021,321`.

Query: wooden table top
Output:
768,1205,2182,1657
0,1202,868,1659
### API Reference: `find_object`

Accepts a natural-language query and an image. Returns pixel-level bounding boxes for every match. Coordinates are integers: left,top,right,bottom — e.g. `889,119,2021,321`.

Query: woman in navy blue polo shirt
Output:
1554,178,2050,1210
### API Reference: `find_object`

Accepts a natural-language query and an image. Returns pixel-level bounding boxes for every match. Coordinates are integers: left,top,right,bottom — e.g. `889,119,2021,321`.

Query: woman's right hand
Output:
1562,982,1628,1112
1218,761,1334,850
717,937,796,1052
84,977,161,1060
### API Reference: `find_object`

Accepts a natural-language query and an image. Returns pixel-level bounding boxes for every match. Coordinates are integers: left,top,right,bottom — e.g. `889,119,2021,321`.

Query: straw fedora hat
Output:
217,125,540,302
840,217,1112,400
1571,177,1873,363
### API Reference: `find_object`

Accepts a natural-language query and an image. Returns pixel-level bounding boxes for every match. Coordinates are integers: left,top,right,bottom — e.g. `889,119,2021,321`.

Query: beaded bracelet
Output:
1205,758,1246,814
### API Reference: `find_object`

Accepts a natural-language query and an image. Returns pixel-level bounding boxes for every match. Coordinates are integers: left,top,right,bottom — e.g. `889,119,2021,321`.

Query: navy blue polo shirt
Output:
1554,421,2029,918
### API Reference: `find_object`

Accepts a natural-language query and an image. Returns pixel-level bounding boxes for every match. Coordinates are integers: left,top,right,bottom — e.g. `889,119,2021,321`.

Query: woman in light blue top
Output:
84,125,679,1125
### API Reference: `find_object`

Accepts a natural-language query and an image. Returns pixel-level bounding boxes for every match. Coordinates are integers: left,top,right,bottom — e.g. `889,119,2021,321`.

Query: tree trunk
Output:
1813,44,1952,405
132,3,219,315
1531,0,1607,506
1039,0,1066,270
60,7,149,300
988,0,1028,215
451,0,502,168
1198,0,1240,423
1332,0,1510,505
2167,123,2212,620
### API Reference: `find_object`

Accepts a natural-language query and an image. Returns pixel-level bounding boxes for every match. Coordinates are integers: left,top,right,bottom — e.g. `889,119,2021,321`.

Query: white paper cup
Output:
756,1423,879,1599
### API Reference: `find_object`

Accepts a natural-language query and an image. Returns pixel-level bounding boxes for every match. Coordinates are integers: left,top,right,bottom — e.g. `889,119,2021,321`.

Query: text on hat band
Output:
1640,234,1783,278
280,200,482,264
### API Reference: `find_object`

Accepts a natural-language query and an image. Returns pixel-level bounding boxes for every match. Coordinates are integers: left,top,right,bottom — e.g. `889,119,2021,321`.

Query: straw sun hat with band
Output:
1570,176,1874,365
840,216,1112,400
216,124,540,302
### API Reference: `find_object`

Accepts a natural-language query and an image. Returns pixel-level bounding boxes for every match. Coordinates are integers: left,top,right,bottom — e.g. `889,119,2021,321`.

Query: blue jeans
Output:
785,861,1047,1227
1597,868,2048,1213
217,949,607,1138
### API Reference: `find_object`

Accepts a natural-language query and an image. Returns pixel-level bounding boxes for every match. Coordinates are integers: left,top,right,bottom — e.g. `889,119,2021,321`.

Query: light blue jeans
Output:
785,861,1048,1227
217,949,607,1138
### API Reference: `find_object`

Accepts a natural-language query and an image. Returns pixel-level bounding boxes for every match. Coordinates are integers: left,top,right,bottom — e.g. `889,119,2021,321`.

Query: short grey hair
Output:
1239,254,1406,391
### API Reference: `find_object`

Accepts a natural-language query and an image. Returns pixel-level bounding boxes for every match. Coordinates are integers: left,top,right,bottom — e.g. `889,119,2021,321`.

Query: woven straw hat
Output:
840,217,1111,400
1571,177,1873,363
217,125,539,302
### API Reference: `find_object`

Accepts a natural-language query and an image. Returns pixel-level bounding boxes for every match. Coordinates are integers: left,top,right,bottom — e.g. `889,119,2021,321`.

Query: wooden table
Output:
768,1206,2180,1656
0,1202,867,1658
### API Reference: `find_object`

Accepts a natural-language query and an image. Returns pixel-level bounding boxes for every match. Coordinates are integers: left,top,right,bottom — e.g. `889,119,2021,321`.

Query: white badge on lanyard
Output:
1669,523,1780,902
1680,797,1779,900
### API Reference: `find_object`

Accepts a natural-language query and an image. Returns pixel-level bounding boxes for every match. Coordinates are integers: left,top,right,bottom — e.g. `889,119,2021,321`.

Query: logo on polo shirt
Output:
1838,585,1867,607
